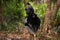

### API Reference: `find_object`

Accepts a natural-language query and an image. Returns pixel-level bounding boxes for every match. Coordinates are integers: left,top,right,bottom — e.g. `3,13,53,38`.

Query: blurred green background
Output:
0,0,60,33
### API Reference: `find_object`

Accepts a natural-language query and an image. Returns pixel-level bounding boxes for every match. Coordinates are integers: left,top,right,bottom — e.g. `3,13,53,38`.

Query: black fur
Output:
25,3,41,33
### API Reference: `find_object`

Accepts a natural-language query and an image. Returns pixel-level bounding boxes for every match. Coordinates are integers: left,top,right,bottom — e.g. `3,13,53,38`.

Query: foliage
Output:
0,0,60,33
1,0,26,32
57,8,60,23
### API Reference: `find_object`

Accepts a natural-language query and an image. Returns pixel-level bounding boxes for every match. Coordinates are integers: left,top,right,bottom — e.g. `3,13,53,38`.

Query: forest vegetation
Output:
0,0,60,40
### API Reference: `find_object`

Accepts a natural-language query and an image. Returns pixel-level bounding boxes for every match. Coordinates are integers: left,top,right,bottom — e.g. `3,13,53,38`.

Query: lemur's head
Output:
27,3,30,5
25,3,34,16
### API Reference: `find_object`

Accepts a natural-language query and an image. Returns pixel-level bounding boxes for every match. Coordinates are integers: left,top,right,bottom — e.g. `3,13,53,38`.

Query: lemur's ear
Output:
25,8,27,10
27,3,30,5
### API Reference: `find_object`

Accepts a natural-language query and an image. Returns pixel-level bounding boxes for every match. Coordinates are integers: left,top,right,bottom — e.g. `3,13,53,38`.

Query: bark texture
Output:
43,0,60,35
0,1,3,25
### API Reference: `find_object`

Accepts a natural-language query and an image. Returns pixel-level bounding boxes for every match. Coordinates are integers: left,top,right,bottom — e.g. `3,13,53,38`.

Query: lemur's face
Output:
25,8,31,15
25,7,33,15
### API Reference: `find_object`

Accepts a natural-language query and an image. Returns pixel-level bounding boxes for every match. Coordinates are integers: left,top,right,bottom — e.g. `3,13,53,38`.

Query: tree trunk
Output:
43,0,60,35
43,0,51,35
24,0,28,9
34,0,41,5
0,1,3,25
51,0,60,23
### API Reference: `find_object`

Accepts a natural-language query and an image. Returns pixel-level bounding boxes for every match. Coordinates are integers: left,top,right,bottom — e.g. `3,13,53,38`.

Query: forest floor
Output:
0,28,60,40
